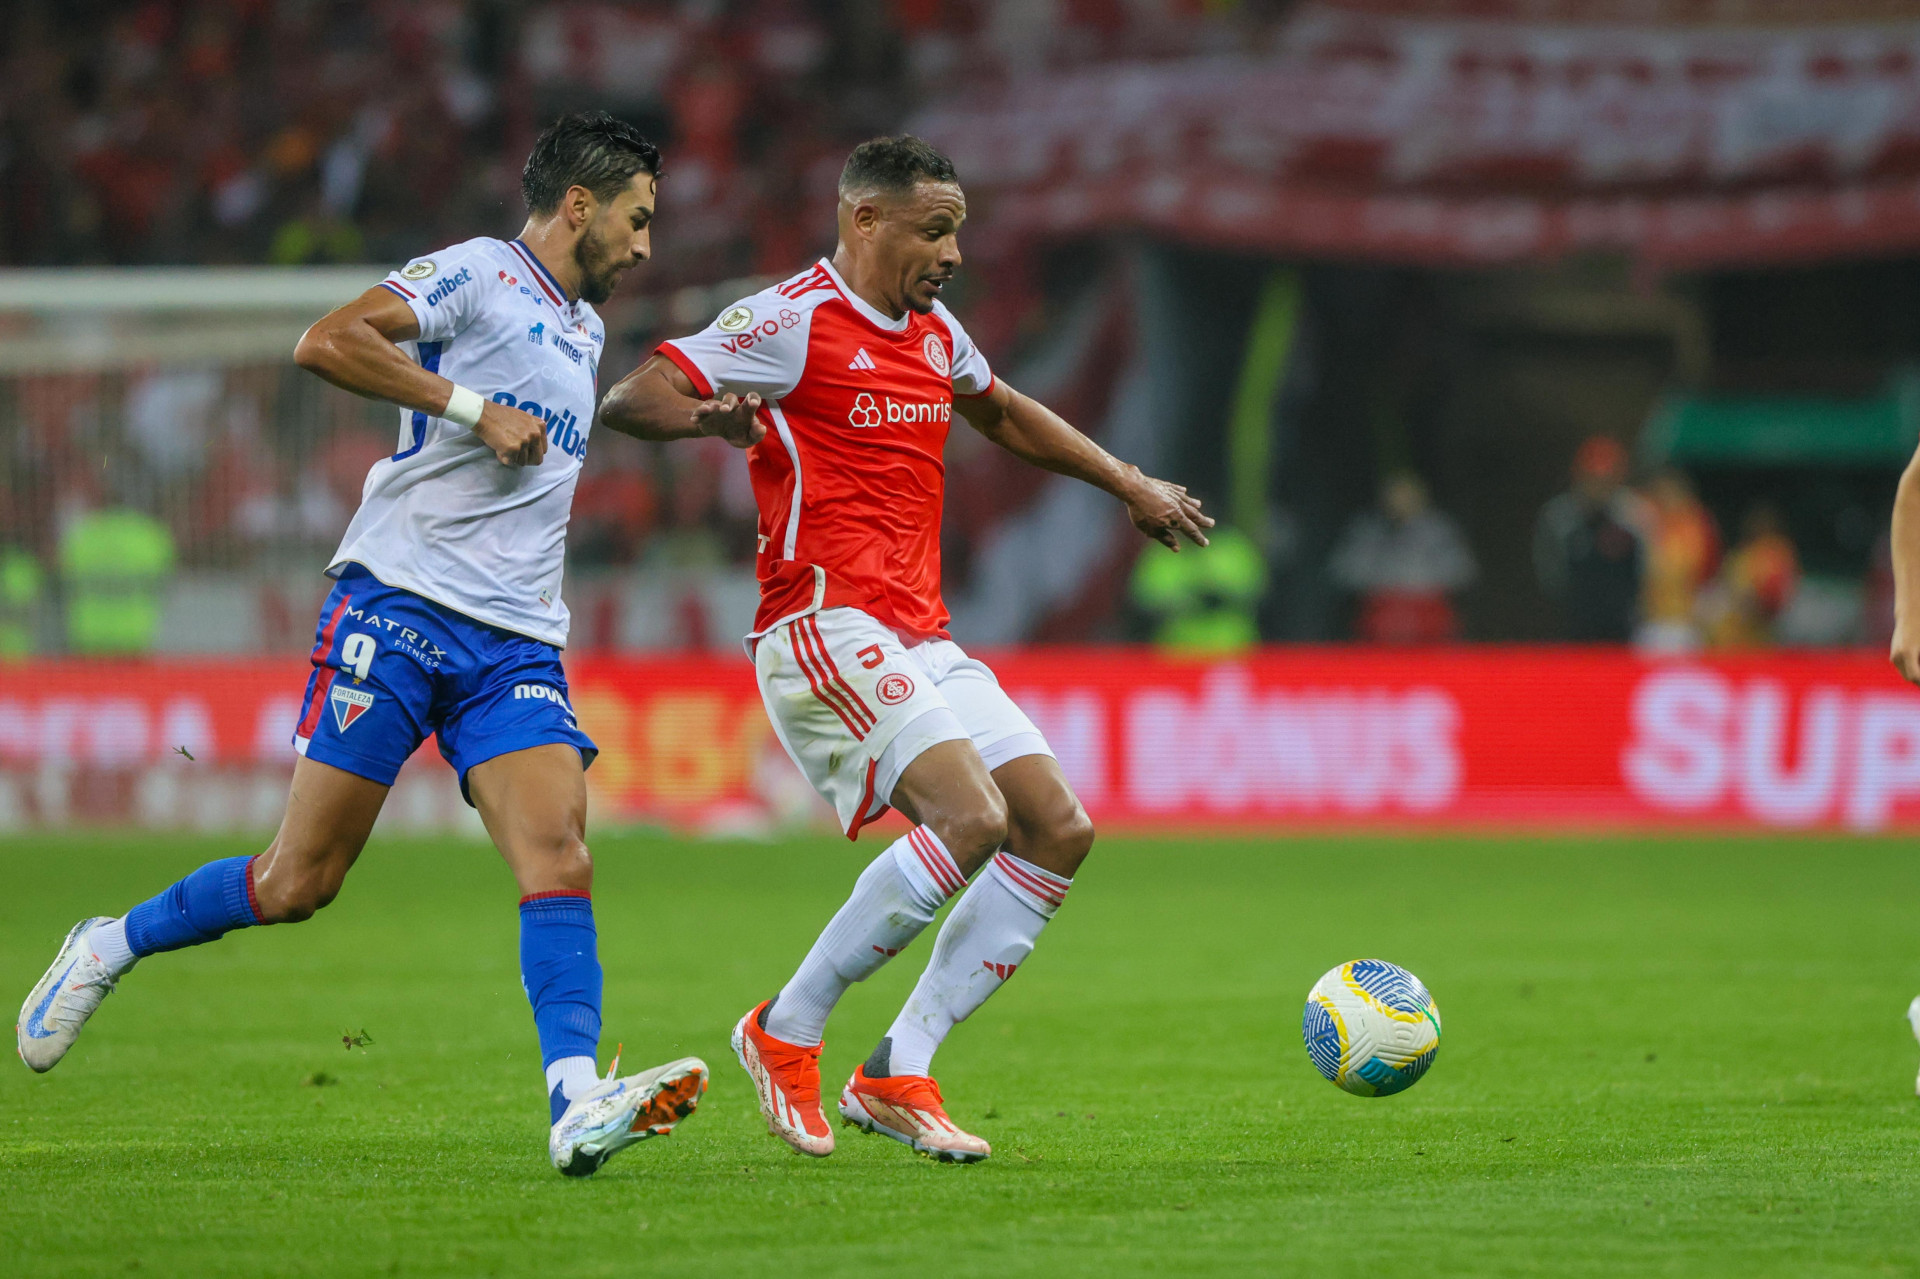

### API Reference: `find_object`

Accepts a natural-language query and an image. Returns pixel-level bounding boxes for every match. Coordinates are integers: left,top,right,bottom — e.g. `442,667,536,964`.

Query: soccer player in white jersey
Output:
600,136,1213,1162
15,113,724,1176
1886,437,1920,1088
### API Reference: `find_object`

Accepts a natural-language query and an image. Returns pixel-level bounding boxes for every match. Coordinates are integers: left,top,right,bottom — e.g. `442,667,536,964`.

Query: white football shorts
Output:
754,606,1054,837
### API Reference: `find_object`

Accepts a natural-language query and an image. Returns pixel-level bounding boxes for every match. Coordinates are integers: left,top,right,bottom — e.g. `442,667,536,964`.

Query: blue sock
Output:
124,856,264,957
520,892,602,1123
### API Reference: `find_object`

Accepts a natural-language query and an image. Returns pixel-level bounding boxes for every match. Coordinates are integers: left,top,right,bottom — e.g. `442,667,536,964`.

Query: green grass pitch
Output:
3,829,1919,1277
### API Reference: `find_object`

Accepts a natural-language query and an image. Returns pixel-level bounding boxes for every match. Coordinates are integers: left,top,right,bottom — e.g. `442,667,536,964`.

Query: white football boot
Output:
549,1050,709,1177
1908,996,1920,1097
838,1064,991,1164
17,917,130,1073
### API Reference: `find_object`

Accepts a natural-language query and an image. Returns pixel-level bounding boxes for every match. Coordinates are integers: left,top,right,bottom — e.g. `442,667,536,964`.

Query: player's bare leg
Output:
252,758,390,920
992,754,1096,879
469,744,706,1175
18,757,386,1071
1907,997,1920,1096
843,752,1090,1163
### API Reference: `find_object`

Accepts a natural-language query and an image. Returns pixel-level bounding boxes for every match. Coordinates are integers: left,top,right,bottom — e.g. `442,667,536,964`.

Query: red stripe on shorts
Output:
295,594,354,740
796,616,871,732
845,759,888,841
791,618,870,740
309,594,352,663
802,615,876,730
296,667,336,740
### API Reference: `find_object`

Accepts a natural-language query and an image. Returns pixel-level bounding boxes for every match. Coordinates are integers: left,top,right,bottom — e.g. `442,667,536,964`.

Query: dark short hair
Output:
521,111,662,215
838,135,958,198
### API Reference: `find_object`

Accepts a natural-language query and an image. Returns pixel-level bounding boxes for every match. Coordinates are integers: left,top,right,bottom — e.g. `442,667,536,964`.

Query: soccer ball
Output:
1301,959,1441,1097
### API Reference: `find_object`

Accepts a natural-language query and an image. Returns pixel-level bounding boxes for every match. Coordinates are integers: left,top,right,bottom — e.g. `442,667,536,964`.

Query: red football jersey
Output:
658,259,995,642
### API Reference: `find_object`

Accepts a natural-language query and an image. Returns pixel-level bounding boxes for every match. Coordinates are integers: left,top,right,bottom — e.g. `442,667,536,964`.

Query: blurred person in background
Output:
1328,470,1475,644
58,504,174,656
1703,502,1798,649
1533,435,1646,642
1131,524,1267,653
0,546,45,659
1635,467,1719,654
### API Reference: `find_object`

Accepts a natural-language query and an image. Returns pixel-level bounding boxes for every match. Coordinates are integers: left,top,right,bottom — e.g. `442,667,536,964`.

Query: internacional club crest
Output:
922,333,950,376
876,673,915,705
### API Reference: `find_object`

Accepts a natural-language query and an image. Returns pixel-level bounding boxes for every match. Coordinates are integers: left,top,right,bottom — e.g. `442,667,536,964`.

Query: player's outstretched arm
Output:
294,287,549,467
955,382,1213,552
1890,442,1920,684
597,355,767,448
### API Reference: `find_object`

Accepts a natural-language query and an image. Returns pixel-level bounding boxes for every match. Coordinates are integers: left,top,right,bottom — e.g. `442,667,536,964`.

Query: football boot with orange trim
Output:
731,999,833,1157
838,1064,990,1164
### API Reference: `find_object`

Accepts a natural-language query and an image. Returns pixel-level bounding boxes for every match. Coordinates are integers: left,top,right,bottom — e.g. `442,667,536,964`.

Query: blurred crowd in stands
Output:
0,1,1898,658
0,0,1287,275
0,0,1295,657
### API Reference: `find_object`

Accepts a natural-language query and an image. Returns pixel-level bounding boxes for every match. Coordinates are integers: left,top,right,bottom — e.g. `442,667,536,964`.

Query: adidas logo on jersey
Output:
982,961,1019,980
848,348,876,372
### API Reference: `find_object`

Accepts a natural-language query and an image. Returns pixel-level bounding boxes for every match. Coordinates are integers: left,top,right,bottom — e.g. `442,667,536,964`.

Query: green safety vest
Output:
1129,526,1267,654
0,546,43,660
59,510,175,655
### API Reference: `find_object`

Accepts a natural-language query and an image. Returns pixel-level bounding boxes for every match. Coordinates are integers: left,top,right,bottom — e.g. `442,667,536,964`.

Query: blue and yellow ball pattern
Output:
1302,959,1441,1097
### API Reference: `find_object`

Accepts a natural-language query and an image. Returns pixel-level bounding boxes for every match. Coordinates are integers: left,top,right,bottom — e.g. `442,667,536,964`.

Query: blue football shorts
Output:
292,564,597,803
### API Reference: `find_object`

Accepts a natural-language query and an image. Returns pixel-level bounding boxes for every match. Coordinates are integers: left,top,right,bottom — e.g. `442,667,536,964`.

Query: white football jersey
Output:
326,237,603,647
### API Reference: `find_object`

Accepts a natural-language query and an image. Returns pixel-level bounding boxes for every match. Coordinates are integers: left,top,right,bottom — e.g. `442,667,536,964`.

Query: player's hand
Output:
474,400,549,467
1123,471,1213,551
1892,620,1920,685
695,392,766,449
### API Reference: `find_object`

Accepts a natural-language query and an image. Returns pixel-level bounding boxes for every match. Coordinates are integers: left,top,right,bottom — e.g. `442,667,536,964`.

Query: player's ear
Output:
565,184,596,232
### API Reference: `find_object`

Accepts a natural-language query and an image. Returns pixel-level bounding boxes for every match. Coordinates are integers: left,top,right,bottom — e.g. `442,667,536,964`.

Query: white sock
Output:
763,826,967,1047
880,851,1071,1078
546,1055,600,1101
84,918,137,977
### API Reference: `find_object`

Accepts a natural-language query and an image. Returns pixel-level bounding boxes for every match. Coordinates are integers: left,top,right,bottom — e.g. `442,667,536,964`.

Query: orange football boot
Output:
838,1065,991,1163
731,999,833,1157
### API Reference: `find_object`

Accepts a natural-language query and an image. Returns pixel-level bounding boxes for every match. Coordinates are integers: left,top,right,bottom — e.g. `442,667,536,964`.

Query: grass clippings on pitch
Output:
1,830,1917,1277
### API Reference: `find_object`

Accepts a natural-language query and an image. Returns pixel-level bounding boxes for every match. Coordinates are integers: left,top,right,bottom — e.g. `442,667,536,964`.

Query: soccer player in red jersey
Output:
601,136,1211,1162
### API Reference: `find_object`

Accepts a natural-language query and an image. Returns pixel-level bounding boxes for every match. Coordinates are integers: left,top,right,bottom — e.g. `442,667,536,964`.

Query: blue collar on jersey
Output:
509,239,572,308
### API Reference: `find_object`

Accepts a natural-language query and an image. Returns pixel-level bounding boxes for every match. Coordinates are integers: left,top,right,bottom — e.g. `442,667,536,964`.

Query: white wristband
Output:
442,384,485,430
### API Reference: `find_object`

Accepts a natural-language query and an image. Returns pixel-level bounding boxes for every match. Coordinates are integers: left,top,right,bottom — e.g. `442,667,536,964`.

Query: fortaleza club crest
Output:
329,685,376,732
922,333,949,376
